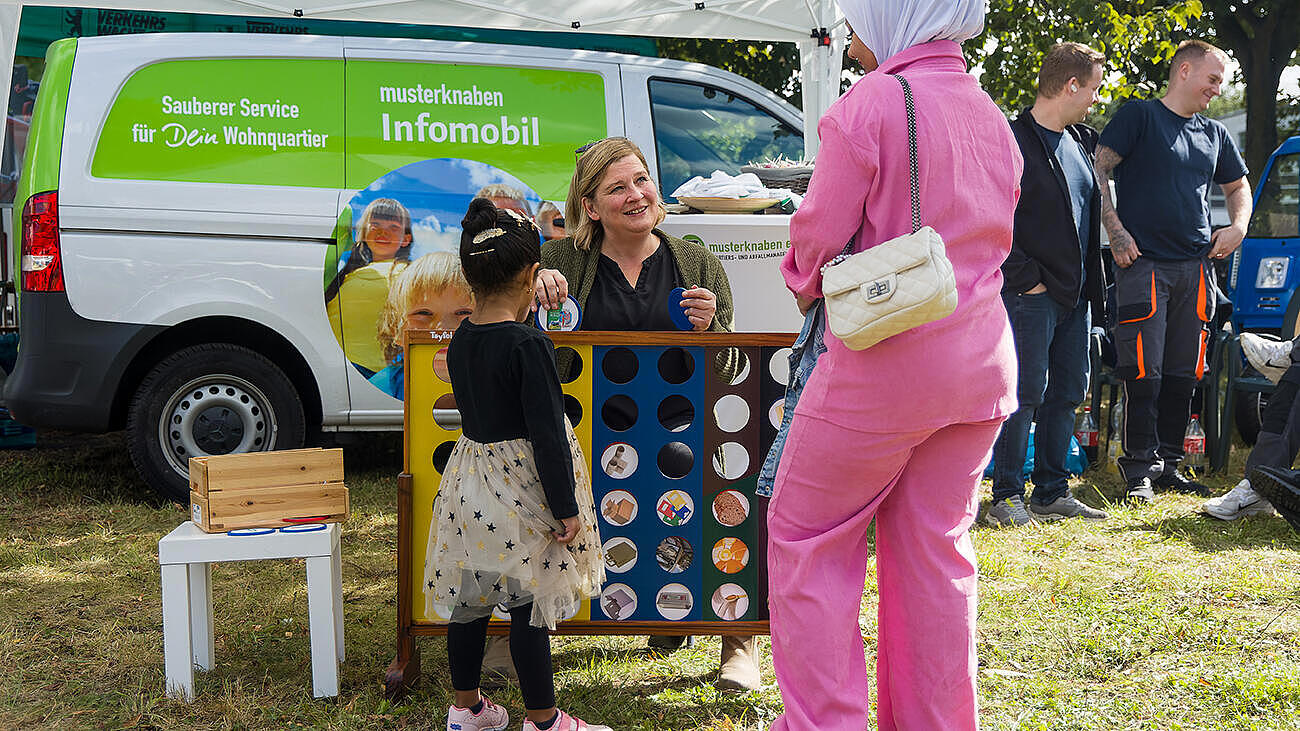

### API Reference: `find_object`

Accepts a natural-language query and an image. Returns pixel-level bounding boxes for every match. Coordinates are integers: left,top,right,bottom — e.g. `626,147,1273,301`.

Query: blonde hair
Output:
376,252,470,363
1169,39,1227,79
475,183,533,216
565,137,667,251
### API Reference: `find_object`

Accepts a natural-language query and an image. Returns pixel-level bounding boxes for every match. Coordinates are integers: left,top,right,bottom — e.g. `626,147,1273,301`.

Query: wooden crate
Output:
188,448,349,532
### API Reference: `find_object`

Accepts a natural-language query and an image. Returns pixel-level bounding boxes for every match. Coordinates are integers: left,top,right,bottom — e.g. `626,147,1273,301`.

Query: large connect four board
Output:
400,331,796,635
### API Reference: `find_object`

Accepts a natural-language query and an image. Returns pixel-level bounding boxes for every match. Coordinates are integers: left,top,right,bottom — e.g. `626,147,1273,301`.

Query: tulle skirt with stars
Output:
423,423,605,630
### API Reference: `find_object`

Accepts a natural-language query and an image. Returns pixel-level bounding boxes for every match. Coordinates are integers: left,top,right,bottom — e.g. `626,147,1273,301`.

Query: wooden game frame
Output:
388,330,796,697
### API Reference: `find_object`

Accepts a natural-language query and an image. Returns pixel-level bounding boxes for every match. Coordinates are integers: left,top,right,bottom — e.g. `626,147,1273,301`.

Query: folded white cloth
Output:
671,170,794,200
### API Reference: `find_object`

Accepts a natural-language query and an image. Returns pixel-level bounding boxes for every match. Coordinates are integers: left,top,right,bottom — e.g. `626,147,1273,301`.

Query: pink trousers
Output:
767,414,1003,731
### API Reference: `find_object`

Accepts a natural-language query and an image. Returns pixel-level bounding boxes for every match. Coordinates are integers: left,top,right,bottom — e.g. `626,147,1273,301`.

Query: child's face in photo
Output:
364,216,411,261
405,287,473,333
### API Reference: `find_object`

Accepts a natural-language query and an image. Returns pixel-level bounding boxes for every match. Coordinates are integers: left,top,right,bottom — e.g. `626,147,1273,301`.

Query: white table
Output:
157,521,344,700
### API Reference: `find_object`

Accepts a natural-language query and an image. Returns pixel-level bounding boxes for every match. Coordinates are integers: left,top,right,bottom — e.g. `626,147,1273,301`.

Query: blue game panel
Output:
591,345,706,622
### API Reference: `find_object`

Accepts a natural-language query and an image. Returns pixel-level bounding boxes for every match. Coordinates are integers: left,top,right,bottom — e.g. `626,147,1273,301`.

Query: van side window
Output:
648,79,802,200
1249,153,1299,239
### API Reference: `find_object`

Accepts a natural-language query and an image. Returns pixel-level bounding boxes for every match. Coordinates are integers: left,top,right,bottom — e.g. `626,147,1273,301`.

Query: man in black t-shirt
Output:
1095,40,1252,503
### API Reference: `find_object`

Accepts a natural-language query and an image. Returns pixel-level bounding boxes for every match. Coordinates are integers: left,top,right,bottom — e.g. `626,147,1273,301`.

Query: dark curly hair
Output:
459,197,541,298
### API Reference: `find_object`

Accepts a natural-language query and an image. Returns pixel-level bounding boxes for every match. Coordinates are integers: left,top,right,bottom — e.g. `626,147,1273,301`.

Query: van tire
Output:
127,343,306,502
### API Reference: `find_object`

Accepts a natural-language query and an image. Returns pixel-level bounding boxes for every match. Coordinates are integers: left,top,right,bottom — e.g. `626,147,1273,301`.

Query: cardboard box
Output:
188,448,349,532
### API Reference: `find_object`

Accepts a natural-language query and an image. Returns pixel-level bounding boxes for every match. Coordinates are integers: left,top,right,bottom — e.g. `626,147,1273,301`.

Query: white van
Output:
6,32,803,499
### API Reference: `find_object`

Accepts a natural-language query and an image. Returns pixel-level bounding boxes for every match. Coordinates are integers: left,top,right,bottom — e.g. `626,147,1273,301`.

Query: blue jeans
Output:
991,292,1090,505
758,301,827,498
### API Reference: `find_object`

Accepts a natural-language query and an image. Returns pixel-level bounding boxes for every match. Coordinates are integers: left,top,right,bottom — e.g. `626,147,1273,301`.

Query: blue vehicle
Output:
1220,135,1300,442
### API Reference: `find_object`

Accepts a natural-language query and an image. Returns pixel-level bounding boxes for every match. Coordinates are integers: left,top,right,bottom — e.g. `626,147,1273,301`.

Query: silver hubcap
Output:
158,374,279,479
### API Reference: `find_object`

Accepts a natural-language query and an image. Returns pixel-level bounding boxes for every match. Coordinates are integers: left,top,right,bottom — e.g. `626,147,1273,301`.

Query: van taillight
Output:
21,191,63,292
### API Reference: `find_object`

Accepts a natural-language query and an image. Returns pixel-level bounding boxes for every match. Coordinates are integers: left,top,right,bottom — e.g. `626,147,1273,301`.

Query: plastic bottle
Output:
1107,394,1124,474
1075,406,1099,466
1184,414,1206,476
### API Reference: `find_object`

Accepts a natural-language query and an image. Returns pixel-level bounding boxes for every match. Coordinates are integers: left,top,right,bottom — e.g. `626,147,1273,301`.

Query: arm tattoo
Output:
1094,145,1137,257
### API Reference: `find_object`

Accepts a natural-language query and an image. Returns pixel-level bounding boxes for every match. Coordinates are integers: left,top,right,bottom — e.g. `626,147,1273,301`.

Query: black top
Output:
581,242,684,331
1003,110,1109,326
447,320,578,520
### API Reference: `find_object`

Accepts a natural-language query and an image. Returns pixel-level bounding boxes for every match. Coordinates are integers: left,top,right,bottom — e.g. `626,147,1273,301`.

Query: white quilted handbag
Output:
821,74,958,351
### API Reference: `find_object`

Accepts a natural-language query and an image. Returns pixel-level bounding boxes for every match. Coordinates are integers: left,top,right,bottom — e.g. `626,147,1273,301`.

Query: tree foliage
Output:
656,38,803,109
974,0,1205,112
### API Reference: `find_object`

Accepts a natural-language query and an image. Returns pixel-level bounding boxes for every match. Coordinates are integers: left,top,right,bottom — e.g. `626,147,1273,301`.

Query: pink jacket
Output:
783,41,1023,432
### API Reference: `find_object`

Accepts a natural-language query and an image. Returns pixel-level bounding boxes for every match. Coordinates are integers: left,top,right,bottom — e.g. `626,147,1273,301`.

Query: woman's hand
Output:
553,516,580,544
533,268,569,312
795,294,817,315
681,286,717,331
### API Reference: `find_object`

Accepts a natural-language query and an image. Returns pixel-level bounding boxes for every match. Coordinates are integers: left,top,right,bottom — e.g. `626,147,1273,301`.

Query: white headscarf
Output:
838,0,986,64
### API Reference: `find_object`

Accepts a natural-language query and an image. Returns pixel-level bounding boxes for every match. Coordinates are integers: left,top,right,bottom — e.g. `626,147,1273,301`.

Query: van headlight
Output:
1256,257,1289,289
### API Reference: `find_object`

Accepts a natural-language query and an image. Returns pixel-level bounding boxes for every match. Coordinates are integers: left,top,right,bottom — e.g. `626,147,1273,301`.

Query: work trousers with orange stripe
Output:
1112,256,1215,483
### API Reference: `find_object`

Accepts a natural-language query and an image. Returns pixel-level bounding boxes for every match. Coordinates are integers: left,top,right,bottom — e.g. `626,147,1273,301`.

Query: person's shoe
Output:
1029,494,1109,522
1154,470,1211,496
984,495,1033,527
647,634,694,651
1203,479,1275,520
447,696,509,731
716,635,762,691
1240,332,1293,385
479,635,517,690
1125,477,1155,504
522,710,613,731
1249,466,1300,532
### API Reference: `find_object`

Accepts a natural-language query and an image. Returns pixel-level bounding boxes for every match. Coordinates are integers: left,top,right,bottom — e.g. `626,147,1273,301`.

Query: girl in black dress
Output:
425,198,608,731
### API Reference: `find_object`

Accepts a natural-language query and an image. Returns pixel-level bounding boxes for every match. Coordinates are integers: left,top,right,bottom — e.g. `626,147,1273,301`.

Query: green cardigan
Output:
540,228,735,333
540,229,737,382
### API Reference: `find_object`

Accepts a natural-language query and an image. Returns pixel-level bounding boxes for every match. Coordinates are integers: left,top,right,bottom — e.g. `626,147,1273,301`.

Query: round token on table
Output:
668,287,693,330
227,527,275,536
536,295,582,332
280,523,328,533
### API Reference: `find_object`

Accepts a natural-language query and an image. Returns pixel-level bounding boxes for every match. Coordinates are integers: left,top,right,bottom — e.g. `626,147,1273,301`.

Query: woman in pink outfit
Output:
767,1,1023,729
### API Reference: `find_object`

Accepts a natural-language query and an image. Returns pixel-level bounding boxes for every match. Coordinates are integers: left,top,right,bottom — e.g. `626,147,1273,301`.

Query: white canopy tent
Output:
0,0,846,169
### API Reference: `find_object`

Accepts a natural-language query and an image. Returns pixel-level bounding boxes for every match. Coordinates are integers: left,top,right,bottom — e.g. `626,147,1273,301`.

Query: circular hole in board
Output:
432,441,456,472
433,347,452,383
555,346,582,384
713,349,751,385
658,347,694,385
657,395,694,432
712,442,750,480
563,394,583,428
713,394,749,433
602,347,638,384
657,442,694,480
601,395,638,432
433,392,460,431
768,348,792,386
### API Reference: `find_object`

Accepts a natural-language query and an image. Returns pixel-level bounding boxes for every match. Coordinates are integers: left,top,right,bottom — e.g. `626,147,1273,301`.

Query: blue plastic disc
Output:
668,287,693,330
280,523,328,533
227,527,275,536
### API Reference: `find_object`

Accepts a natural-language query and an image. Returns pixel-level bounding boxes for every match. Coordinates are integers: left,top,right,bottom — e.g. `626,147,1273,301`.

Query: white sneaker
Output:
1203,479,1276,520
447,696,509,731
1240,333,1293,384
522,710,613,731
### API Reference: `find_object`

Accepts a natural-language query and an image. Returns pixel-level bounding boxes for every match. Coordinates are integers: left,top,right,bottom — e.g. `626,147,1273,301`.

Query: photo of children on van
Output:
324,158,546,398
369,251,474,400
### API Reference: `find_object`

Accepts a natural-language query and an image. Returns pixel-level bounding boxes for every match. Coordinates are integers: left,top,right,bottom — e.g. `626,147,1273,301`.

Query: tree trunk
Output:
1208,0,1300,186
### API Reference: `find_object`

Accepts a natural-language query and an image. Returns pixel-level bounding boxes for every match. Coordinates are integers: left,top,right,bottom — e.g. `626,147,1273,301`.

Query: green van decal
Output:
344,60,606,200
91,59,345,187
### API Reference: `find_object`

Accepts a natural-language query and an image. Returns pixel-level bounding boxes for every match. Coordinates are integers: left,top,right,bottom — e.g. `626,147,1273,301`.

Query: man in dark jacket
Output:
987,42,1111,526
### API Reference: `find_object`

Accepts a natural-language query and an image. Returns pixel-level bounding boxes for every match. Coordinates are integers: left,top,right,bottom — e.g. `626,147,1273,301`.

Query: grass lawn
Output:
1,430,1298,730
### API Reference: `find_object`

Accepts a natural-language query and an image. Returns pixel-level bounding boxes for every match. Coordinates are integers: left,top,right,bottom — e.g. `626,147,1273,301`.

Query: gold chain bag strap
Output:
819,74,957,350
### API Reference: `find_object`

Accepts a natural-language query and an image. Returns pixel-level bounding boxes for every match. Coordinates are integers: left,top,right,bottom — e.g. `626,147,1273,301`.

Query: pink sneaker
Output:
521,710,613,731
447,696,509,731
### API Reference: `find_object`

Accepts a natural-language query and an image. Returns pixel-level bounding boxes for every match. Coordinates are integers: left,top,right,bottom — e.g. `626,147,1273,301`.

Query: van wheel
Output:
127,343,306,502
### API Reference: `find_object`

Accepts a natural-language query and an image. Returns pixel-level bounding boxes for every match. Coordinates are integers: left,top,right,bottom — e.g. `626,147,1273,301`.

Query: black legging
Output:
447,603,555,710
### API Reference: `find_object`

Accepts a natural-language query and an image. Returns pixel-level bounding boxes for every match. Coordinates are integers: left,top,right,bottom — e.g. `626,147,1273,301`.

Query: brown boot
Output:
716,635,761,691
480,635,517,690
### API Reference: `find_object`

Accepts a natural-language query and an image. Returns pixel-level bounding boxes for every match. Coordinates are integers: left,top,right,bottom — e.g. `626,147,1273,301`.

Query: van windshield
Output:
649,79,802,200
1249,152,1299,239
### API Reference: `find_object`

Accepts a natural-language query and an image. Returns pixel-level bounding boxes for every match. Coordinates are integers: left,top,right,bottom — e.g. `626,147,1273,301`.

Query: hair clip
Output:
472,228,506,245
469,248,496,256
